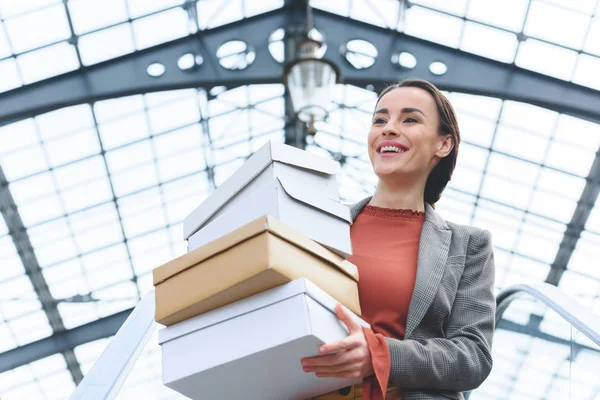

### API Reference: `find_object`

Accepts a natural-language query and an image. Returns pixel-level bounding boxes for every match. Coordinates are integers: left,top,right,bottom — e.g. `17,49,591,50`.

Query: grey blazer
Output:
350,198,496,400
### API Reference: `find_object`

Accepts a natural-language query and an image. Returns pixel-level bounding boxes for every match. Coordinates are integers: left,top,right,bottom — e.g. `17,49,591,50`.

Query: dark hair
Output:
375,79,460,205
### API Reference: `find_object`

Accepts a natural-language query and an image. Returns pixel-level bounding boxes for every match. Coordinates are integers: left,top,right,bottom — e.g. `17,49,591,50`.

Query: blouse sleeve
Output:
362,327,391,400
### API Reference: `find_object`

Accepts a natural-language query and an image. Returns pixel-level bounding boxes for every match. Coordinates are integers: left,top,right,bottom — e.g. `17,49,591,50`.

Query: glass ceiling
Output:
0,0,599,399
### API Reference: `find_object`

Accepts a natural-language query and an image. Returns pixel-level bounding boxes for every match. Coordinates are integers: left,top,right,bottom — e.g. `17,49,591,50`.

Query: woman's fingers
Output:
318,335,360,355
304,362,362,374
302,349,360,368
335,303,361,334
314,370,363,379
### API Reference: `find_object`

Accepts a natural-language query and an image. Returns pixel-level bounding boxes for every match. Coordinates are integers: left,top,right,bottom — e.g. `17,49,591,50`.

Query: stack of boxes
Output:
153,141,366,400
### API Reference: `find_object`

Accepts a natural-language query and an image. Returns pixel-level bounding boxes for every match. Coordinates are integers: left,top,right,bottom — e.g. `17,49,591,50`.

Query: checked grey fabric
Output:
350,198,496,400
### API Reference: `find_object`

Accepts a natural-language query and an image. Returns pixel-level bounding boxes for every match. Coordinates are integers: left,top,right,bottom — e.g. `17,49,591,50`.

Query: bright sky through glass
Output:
0,0,599,399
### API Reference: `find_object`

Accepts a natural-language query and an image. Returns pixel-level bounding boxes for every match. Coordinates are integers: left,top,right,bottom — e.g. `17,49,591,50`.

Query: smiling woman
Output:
302,79,495,400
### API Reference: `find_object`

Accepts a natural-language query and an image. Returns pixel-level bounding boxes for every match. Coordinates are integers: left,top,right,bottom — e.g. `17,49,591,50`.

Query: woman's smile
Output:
376,141,409,158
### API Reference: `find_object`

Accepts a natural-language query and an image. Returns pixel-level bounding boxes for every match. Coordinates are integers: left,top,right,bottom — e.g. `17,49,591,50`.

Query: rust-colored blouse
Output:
348,205,424,400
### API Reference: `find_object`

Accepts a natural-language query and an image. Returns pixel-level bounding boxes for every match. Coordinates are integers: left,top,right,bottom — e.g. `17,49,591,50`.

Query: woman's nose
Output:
382,127,398,137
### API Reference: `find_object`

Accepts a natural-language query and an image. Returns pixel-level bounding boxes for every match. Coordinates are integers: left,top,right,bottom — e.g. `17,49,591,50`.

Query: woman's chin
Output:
374,165,404,177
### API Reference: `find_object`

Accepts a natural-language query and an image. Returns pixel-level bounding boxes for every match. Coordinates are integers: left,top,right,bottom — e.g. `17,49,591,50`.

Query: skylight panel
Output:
70,207,123,254
0,145,49,181
0,0,60,19
78,23,136,66
573,54,600,90
147,96,200,134
3,4,70,53
586,197,600,234
110,164,159,196
526,1,590,49
0,58,21,93
460,141,490,169
0,216,7,236
480,173,532,209
545,140,596,176
310,0,350,17
58,303,100,330
529,189,577,223
536,168,586,200
38,369,75,399
132,7,189,50
447,165,483,194
515,222,560,264
543,0,598,14
516,39,579,81
27,218,71,250
410,0,468,17
35,235,78,268
467,0,529,32
106,140,154,172
9,309,53,346
99,113,150,150
121,205,167,238
126,0,185,19
456,113,497,148
129,230,172,275
0,118,38,156
500,255,550,287
0,22,11,58
197,0,244,30
501,101,559,137
68,0,128,35
493,126,549,164
16,41,79,84
245,0,284,18
53,156,107,192
94,95,145,123
16,194,63,228
35,104,95,140
554,114,600,150
584,18,600,55
152,125,202,159
157,148,208,183
8,171,56,204
404,6,463,48
486,152,540,187
60,178,113,213
558,269,599,306
44,129,101,168
0,380,44,400
451,93,503,121
86,260,134,292
161,173,211,222
460,21,519,63
472,200,524,246
349,0,400,29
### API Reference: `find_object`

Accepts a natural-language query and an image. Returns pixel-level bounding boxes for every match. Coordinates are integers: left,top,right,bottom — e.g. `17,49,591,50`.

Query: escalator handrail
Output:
495,283,600,347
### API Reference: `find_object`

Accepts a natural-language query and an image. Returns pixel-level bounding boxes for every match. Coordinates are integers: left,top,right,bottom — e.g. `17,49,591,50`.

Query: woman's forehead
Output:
377,87,436,111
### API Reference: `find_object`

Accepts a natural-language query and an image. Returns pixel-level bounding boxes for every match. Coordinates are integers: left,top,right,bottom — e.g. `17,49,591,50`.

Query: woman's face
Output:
367,87,453,182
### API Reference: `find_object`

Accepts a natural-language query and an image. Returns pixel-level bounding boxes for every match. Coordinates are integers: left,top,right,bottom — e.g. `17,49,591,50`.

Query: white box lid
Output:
183,141,341,239
158,278,368,345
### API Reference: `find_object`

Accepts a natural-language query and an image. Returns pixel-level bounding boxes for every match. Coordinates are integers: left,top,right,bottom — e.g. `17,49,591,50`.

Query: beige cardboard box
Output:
154,215,360,326
183,140,353,258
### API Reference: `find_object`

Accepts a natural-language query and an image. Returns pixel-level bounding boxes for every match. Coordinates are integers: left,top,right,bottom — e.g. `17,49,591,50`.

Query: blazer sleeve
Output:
385,229,496,392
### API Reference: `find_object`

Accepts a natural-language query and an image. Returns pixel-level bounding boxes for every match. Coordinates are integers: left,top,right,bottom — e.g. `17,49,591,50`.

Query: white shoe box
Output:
159,278,369,400
183,141,353,258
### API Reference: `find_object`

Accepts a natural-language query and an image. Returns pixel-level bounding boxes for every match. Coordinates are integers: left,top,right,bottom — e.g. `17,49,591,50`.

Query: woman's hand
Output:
301,303,374,379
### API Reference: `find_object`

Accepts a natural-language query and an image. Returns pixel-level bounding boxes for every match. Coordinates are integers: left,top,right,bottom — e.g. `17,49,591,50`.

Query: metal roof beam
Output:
1,8,599,126
0,166,84,383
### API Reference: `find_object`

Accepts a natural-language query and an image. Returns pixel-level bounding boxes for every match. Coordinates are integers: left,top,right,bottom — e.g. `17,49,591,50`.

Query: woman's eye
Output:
404,117,418,123
373,118,386,124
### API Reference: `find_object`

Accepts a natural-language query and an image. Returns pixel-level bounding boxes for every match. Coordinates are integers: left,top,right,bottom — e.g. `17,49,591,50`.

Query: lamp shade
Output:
283,37,340,132
285,58,338,125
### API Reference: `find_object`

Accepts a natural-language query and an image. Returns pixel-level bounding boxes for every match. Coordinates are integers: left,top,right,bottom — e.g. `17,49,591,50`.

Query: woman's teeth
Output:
380,146,405,153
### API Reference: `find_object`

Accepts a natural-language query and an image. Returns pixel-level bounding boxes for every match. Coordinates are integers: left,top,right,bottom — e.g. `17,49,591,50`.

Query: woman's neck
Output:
369,178,426,212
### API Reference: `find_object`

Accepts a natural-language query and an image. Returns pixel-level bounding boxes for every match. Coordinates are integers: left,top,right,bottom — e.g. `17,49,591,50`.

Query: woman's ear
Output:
435,134,454,158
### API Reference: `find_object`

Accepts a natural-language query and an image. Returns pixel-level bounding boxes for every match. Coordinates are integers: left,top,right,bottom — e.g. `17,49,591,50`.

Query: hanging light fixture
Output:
283,4,340,136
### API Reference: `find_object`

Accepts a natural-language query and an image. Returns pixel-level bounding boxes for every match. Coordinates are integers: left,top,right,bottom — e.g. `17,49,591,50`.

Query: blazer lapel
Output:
405,203,451,338
348,199,452,338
